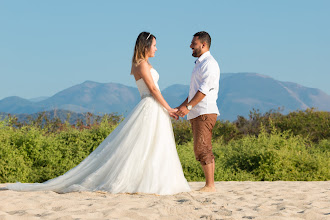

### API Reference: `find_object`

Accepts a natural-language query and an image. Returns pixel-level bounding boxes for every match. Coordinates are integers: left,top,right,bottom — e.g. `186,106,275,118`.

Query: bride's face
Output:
147,38,157,57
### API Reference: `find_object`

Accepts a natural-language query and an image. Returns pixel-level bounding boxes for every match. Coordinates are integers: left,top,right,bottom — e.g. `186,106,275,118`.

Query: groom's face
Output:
190,36,203,57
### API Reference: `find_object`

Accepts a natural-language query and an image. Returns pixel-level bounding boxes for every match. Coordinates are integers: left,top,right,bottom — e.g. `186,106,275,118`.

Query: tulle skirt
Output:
5,96,190,195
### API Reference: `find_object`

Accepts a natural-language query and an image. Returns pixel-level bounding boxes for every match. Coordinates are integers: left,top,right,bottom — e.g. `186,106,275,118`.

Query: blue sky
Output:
0,0,329,100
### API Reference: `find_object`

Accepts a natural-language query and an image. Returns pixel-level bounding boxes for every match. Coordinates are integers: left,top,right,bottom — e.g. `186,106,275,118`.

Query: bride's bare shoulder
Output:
132,61,151,74
131,61,152,81
137,60,151,71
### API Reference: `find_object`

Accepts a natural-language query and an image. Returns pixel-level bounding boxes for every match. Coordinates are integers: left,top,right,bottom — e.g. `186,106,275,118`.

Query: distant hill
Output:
0,96,43,114
1,73,330,121
162,84,190,107
0,81,140,115
38,81,140,115
29,96,49,102
217,73,330,120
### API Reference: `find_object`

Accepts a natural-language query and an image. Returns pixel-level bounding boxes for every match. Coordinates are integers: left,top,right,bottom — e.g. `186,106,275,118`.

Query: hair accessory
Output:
146,33,151,40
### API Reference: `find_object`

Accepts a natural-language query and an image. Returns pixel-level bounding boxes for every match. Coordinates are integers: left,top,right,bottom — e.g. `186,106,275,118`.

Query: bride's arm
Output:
136,61,177,116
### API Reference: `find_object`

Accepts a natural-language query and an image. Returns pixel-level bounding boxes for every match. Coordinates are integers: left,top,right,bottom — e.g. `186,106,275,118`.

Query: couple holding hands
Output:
4,31,220,195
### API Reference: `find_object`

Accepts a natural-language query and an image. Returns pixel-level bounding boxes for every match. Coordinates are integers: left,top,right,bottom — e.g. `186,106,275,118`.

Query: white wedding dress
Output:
4,68,191,195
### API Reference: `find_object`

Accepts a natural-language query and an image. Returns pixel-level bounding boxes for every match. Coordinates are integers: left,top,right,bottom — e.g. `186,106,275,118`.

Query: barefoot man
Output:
177,31,220,192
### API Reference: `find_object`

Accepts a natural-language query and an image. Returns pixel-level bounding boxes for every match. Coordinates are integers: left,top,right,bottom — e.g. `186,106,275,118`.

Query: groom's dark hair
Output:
194,31,211,48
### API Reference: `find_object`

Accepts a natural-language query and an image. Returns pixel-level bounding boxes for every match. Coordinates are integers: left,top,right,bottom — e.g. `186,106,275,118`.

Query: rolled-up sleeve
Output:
198,61,217,96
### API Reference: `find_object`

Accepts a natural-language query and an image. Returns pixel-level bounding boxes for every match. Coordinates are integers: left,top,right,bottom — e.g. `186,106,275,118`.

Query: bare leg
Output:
212,158,215,177
199,159,216,192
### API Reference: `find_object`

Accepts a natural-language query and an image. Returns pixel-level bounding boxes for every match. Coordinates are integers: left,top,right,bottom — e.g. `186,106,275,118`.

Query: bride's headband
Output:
146,33,151,40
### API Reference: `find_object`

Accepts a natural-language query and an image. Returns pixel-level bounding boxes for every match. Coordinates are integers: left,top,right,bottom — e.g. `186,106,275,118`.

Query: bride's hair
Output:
131,32,156,69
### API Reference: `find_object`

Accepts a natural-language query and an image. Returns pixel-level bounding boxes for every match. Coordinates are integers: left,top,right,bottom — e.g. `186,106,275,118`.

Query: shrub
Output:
172,119,192,145
221,126,329,181
0,116,117,183
1,110,329,183
212,120,240,142
178,125,329,181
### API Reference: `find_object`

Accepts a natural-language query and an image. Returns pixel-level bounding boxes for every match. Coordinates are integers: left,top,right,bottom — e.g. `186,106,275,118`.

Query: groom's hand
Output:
177,106,189,117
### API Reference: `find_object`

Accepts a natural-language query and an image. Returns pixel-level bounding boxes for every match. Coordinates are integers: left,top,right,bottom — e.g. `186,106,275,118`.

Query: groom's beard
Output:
192,48,202,57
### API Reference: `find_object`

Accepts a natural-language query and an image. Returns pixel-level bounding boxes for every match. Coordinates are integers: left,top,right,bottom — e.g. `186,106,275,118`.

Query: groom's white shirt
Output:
187,51,220,120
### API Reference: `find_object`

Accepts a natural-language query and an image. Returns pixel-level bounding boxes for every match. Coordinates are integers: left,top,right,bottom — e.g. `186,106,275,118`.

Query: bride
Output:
3,32,191,195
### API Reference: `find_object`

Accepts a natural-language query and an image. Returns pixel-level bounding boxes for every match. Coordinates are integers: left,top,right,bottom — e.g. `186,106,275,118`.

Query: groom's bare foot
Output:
198,186,216,192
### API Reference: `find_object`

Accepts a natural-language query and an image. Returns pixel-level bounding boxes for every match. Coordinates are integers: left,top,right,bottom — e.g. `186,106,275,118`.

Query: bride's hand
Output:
168,108,179,120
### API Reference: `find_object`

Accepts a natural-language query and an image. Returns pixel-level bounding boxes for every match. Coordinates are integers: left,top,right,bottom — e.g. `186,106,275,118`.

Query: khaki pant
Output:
190,114,217,165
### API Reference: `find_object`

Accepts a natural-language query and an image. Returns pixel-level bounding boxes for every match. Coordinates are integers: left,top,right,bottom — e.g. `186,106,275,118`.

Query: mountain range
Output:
1,73,329,121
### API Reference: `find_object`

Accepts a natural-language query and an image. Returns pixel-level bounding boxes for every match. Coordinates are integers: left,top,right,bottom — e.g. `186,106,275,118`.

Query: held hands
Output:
168,108,179,120
168,106,190,120
176,105,190,118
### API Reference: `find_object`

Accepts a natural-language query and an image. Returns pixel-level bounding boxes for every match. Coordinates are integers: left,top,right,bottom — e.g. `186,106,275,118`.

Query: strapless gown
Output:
4,68,191,195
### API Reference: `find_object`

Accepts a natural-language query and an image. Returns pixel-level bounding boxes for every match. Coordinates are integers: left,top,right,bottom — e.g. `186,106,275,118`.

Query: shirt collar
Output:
195,51,211,64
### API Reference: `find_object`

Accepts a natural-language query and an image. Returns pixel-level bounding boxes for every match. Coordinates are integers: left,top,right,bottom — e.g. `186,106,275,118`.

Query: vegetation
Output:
0,108,329,183
175,108,330,145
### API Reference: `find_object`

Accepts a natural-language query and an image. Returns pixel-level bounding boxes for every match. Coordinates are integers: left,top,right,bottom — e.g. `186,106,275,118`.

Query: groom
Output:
177,31,220,192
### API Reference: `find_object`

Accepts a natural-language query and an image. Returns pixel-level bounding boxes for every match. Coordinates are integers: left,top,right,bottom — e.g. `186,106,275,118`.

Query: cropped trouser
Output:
190,114,217,165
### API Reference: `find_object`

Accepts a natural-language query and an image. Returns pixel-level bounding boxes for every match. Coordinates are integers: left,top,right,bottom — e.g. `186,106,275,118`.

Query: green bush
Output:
173,108,330,145
212,120,240,142
234,108,330,143
274,108,330,143
221,126,329,181
1,110,329,183
178,127,330,181
172,119,192,145
0,116,117,183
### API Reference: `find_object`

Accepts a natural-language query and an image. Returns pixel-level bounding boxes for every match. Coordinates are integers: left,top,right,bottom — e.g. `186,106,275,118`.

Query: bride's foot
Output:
198,186,216,192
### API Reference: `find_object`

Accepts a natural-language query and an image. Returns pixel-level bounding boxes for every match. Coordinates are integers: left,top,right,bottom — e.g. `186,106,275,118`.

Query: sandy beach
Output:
0,181,329,220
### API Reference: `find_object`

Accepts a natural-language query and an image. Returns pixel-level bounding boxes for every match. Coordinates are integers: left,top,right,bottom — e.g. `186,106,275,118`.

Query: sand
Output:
0,181,329,220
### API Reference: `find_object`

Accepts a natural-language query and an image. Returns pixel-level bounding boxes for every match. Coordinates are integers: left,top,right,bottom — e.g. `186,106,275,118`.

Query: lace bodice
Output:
135,68,160,98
